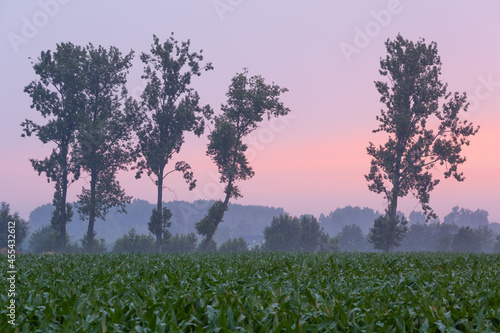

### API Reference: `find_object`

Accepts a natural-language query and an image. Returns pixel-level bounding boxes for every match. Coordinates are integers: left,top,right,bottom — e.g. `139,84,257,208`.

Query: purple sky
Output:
1,0,499,222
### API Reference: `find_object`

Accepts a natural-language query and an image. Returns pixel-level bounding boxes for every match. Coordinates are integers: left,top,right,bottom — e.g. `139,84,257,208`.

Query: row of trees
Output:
24,210,500,253
336,223,499,253
112,229,251,253
23,34,289,253
5,195,498,254
28,225,107,254
22,33,480,253
22,199,498,252
262,214,339,252
26,225,248,254
27,214,339,253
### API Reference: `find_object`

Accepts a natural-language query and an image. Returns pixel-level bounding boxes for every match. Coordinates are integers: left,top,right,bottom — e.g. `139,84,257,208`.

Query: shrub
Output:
197,237,217,252
113,228,155,254
29,226,59,254
164,233,198,253
219,237,248,252
263,214,301,251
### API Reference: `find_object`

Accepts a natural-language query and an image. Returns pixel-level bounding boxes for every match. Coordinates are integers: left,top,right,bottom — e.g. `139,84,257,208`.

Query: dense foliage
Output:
218,237,249,253
263,214,338,252
368,214,408,252
0,202,29,249
1,253,498,332
444,206,489,228
366,34,478,251
319,206,380,236
493,235,500,253
163,233,198,253
28,226,62,254
398,223,496,253
112,228,156,254
28,226,105,254
337,224,371,252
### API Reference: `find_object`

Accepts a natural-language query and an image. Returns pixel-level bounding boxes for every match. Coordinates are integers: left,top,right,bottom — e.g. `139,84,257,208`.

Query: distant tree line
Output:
261,214,339,252
327,207,499,253
25,199,284,249
22,201,500,254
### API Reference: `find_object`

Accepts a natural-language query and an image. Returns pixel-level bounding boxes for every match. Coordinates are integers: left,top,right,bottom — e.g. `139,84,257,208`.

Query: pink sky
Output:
1,1,499,223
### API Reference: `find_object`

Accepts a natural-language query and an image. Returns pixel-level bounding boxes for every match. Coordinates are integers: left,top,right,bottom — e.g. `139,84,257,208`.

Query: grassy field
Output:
1,252,499,332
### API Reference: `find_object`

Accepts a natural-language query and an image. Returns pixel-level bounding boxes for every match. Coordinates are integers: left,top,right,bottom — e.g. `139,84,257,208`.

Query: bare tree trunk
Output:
60,169,68,253
389,188,399,226
59,145,69,253
86,169,97,253
203,179,232,252
156,170,163,253
386,140,405,253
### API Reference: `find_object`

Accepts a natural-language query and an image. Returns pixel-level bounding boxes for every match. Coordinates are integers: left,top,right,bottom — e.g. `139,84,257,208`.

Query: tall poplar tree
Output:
196,69,290,251
366,34,479,252
135,34,213,253
73,44,138,253
22,43,86,252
